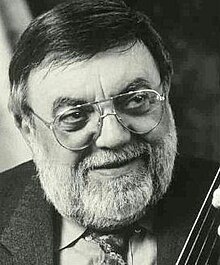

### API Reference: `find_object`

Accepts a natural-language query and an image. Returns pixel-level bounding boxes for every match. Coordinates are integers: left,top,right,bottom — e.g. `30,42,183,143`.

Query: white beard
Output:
30,108,177,230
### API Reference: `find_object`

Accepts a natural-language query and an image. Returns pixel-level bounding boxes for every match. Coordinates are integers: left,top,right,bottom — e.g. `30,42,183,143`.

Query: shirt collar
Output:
59,217,87,250
59,211,154,251
138,210,154,233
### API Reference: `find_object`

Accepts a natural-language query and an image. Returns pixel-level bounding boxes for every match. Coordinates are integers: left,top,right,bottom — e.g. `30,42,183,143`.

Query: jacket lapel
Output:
0,175,55,264
157,207,194,265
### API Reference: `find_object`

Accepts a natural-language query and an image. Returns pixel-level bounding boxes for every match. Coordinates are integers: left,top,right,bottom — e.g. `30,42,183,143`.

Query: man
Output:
0,0,219,264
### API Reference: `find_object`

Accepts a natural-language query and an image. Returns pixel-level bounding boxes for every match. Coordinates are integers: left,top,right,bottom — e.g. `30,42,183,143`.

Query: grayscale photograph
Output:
0,0,219,264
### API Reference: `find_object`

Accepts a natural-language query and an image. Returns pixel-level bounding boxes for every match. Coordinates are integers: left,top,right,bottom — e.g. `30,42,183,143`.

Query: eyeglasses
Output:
29,89,165,151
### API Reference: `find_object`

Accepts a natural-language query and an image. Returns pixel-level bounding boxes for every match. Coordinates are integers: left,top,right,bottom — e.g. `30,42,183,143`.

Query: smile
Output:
88,157,146,179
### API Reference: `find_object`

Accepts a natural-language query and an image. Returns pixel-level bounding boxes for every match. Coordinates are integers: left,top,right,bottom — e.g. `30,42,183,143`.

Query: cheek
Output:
34,122,80,166
142,102,174,143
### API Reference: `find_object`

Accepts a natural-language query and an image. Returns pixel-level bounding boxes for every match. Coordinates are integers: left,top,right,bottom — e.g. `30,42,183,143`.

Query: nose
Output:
95,114,131,149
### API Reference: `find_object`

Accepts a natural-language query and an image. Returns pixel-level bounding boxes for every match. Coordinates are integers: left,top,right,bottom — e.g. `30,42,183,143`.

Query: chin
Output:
82,207,148,232
70,172,154,231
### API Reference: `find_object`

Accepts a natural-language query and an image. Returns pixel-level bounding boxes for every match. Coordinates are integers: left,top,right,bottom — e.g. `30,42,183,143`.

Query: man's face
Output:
25,42,177,230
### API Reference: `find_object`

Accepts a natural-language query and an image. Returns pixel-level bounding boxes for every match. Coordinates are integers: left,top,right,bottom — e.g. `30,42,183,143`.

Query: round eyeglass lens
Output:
113,90,164,134
52,105,100,150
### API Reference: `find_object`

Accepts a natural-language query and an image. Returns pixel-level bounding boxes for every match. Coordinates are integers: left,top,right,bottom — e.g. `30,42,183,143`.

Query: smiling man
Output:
0,1,219,264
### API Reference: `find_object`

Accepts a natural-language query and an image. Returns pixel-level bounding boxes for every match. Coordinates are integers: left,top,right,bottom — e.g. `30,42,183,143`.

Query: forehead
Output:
27,42,161,117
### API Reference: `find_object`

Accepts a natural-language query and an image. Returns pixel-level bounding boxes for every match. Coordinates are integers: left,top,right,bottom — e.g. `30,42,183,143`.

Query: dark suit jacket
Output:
0,156,219,265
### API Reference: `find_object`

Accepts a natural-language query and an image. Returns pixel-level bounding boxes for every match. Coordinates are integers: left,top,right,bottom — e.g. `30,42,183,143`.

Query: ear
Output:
15,115,33,147
163,79,171,95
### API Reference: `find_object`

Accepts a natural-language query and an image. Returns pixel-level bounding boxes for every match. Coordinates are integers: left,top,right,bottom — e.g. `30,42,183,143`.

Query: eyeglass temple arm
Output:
29,108,52,129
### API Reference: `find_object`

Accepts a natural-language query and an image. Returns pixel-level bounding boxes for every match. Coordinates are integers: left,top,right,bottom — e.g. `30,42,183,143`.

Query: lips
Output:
88,156,146,179
92,157,136,170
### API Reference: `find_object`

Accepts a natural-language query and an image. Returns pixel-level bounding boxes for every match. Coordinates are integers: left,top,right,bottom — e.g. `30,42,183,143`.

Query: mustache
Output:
76,140,150,171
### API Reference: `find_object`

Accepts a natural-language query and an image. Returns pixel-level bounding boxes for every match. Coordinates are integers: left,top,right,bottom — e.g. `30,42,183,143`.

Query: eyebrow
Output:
52,97,87,117
120,77,153,94
52,78,155,116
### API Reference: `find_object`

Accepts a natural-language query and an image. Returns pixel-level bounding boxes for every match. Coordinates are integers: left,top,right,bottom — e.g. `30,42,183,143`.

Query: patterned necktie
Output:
85,227,133,265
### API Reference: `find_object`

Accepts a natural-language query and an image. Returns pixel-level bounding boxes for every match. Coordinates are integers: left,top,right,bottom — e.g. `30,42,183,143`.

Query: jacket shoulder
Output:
0,161,37,232
172,155,219,196
0,161,36,198
0,160,36,180
163,155,219,213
